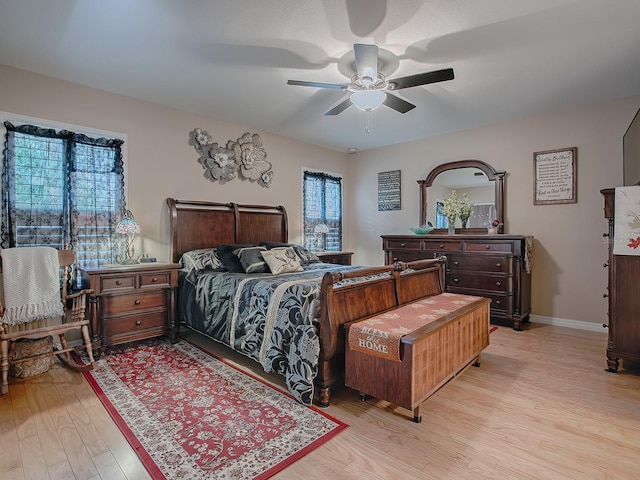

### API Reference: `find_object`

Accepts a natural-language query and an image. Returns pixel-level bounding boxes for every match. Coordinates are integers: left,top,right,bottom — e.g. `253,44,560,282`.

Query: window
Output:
303,170,342,251
435,201,447,228
2,121,126,272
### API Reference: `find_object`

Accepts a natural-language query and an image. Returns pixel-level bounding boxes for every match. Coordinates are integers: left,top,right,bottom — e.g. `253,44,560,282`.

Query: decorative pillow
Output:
259,242,321,266
179,248,222,273
217,244,254,273
261,247,304,275
233,246,269,273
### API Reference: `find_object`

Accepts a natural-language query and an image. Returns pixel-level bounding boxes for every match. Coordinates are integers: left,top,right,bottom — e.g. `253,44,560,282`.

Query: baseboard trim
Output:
529,314,607,333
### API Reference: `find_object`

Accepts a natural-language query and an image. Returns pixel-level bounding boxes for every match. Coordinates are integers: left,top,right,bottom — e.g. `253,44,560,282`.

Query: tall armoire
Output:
601,188,640,372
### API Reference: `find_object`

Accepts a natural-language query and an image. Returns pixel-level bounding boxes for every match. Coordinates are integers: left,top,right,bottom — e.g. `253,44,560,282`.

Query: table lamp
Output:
116,210,141,264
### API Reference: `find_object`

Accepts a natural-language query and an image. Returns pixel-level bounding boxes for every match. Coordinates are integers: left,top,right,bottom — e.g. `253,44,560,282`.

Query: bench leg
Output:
473,354,481,367
413,405,422,423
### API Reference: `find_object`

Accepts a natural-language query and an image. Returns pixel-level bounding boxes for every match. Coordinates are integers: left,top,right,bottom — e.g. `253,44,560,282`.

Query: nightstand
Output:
80,262,181,354
315,251,353,265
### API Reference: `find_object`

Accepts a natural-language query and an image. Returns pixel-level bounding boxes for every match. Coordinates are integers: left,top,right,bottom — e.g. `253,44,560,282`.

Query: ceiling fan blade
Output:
324,98,353,116
287,79,346,90
388,68,455,90
383,93,416,113
353,43,378,82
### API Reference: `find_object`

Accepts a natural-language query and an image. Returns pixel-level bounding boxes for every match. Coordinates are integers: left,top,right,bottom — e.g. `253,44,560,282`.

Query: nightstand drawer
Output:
101,275,136,292
140,272,170,288
102,291,167,315
103,311,167,340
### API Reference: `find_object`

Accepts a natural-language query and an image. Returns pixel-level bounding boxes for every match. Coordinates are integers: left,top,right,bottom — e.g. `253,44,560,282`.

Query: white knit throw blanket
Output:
1,246,64,325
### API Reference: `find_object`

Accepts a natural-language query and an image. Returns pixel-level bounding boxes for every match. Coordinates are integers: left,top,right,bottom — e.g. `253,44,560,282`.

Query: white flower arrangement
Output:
442,190,460,221
458,193,475,220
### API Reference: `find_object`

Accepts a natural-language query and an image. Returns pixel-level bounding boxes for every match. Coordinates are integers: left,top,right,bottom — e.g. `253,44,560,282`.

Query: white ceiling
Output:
1,0,639,153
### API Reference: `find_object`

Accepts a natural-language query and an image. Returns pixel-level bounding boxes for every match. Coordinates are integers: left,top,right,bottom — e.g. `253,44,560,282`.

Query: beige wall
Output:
2,64,639,327
346,95,640,325
0,65,348,261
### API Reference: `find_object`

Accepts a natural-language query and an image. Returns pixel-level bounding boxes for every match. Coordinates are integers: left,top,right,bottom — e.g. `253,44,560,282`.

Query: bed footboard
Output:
314,257,446,407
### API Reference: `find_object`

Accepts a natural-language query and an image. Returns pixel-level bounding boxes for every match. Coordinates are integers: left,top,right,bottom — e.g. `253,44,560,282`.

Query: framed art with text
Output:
534,147,577,205
378,170,401,211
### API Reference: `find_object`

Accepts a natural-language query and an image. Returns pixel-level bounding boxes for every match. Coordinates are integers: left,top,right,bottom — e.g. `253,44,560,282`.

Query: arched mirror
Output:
418,160,506,234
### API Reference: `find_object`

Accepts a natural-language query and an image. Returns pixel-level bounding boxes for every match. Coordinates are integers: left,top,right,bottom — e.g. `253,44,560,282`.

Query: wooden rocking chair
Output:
0,248,95,395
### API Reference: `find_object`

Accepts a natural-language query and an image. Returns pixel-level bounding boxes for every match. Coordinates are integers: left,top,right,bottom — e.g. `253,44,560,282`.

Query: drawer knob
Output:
495,300,501,305
496,281,501,286
453,278,459,283
453,261,459,266
400,243,406,247
152,277,158,282
135,320,141,326
439,244,444,249
134,299,141,305
485,245,491,250
116,280,122,285
496,263,502,268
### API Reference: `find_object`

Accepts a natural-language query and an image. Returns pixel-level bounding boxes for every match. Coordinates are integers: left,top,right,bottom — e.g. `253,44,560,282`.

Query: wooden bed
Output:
167,198,446,406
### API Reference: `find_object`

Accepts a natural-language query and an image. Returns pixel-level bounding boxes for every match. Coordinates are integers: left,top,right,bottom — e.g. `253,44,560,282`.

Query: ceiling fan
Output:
287,43,454,117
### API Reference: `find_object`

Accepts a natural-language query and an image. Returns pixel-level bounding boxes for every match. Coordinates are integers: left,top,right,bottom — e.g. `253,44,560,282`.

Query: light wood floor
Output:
1,323,639,480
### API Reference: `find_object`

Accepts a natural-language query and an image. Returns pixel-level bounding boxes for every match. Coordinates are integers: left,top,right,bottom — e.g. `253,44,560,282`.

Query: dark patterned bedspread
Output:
178,263,360,405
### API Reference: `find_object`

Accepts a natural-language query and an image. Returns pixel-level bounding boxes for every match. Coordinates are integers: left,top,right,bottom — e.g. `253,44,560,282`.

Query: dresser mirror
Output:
418,160,506,234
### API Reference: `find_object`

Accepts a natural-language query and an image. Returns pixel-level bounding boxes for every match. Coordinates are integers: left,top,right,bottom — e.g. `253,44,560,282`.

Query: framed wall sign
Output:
534,147,577,205
378,170,401,211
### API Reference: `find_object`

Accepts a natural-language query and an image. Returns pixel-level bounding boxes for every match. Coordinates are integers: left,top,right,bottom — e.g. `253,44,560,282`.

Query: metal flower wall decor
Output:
188,128,273,188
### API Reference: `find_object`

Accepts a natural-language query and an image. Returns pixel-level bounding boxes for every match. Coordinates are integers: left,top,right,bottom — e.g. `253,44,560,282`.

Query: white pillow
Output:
261,247,303,275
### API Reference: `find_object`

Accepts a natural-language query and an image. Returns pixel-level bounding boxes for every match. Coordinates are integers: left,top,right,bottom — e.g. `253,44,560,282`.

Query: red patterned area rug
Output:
83,339,347,480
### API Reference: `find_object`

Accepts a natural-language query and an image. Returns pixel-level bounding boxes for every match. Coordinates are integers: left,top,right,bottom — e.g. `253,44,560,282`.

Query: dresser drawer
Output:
140,272,171,288
102,291,167,315
102,311,168,343
385,238,423,250
424,240,463,252
465,241,514,253
447,272,513,293
447,254,513,274
101,275,136,292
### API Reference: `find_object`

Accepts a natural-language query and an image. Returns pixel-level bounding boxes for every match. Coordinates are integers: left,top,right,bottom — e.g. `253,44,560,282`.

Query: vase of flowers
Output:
485,219,503,234
458,193,474,228
442,190,460,235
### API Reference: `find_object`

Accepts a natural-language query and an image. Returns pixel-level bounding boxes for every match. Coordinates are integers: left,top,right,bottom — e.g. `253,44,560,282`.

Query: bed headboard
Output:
166,198,288,263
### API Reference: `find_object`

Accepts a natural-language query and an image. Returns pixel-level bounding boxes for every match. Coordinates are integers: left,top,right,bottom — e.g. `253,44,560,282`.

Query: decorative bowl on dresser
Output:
382,234,531,330
80,262,181,357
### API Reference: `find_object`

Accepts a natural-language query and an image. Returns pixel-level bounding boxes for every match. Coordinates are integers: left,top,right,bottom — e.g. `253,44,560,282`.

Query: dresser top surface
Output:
381,234,531,240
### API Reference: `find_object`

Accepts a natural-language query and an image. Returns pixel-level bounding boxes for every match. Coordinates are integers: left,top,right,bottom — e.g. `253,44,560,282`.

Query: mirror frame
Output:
418,159,506,234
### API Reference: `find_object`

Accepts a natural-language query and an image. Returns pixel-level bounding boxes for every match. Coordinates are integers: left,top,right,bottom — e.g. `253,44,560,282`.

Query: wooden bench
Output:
344,293,491,422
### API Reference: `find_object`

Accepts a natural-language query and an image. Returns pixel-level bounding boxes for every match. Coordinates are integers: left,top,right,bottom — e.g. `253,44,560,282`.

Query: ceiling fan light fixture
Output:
350,89,386,111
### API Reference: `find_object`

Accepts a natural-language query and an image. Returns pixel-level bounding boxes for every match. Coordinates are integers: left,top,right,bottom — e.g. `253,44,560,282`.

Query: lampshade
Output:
115,212,141,235
350,90,386,111
314,223,329,234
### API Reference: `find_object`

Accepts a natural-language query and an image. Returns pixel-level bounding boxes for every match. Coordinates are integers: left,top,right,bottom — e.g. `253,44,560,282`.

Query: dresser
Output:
382,234,532,330
601,188,640,372
316,251,353,265
81,263,181,354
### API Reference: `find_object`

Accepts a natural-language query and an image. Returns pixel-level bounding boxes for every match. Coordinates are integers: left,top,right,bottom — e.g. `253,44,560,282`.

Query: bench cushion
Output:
347,293,485,361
